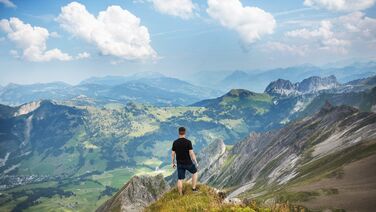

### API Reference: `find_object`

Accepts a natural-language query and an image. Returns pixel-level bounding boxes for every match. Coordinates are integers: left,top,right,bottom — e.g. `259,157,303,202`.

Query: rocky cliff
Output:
96,174,169,212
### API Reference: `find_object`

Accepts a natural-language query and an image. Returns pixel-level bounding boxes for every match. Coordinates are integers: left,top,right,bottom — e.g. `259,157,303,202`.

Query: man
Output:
171,127,198,195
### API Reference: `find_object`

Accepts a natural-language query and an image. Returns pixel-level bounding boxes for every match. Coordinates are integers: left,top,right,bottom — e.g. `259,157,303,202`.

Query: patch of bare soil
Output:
291,154,376,212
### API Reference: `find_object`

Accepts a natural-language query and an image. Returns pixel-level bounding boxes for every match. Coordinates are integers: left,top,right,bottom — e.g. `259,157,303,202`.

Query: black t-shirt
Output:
172,138,193,165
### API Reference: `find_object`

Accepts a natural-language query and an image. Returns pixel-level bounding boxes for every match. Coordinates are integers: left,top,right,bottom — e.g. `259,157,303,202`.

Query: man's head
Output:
178,127,186,137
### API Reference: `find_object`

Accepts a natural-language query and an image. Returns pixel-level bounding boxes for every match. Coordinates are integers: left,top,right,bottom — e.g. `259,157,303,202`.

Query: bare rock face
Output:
14,101,41,116
298,75,339,93
264,79,298,96
202,104,376,199
197,139,227,183
96,174,169,212
265,75,340,96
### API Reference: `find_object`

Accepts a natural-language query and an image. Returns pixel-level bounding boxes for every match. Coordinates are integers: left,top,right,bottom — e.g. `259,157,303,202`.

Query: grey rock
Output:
201,105,376,197
96,174,169,212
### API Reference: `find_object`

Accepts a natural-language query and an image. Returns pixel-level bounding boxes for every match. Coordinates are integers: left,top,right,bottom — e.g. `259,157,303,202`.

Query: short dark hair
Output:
178,127,186,135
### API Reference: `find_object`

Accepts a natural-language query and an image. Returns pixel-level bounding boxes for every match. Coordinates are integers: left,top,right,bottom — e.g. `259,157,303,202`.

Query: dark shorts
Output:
177,164,197,180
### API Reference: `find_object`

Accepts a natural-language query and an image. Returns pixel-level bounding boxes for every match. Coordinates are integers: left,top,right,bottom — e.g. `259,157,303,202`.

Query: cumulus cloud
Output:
304,0,376,12
281,12,376,55
206,0,276,44
286,20,350,53
152,0,196,19
0,0,16,8
0,17,74,62
57,2,157,61
337,11,376,38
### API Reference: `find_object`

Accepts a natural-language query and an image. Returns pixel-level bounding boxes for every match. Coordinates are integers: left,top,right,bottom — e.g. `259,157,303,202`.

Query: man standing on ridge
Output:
171,127,198,195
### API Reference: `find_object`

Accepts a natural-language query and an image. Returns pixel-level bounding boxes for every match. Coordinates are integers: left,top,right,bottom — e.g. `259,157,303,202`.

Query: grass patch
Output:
275,191,319,202
146,183,305,212
145,184,222,212
293,141,376,186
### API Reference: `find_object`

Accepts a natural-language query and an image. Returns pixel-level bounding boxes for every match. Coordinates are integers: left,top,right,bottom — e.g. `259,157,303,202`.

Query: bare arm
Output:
171,151,176,168
189,150,198,165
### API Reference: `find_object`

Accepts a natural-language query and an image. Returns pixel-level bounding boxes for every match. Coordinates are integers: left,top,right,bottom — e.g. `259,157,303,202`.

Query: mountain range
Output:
187,61,376,92
0,72,221,107
0,73,375,211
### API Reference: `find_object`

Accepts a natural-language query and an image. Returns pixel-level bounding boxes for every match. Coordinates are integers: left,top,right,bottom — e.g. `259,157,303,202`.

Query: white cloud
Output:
337,12,376,38
206,0,276,44
281,12,376,56
0,17,74,61
264,42,308,56
152,0,196,19
57,2,157,61
304,0,376,12
286,20,350,53
76,52,90,59
0,0,16,8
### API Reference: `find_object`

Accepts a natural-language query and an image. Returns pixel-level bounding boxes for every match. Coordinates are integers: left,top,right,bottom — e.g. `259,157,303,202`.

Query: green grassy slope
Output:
145,183,306,212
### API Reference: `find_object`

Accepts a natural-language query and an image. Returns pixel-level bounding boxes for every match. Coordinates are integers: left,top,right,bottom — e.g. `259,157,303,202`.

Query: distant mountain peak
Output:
220,70,250,84
226,89,255,98
264,79,296,96
265,75,340,96
130,71,165,79
231,70,248,75
298,75,339,93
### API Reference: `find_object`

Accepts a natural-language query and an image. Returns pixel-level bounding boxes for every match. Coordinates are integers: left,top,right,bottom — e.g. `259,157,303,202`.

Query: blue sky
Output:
0,0,375,85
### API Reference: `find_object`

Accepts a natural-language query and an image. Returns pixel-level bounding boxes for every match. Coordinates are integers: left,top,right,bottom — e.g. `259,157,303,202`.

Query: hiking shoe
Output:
192,188,198,192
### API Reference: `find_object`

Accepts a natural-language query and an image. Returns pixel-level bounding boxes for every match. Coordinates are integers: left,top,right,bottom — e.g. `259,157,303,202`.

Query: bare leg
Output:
177,180,183,195
192,172,197,189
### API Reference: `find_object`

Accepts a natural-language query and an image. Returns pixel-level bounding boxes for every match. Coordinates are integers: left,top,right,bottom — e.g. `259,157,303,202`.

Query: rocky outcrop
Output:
96,174,169,212
14,101,41,116
197,139,227,183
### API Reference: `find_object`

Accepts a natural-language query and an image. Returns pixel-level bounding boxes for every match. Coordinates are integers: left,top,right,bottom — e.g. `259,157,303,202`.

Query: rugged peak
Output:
265,75,340,96
96,174,169,212
226,89,255,98
298,75,339,93
264,79,296,96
